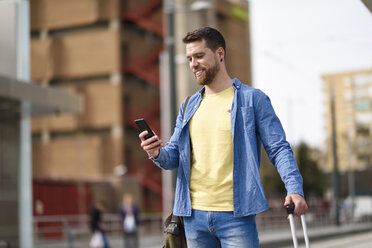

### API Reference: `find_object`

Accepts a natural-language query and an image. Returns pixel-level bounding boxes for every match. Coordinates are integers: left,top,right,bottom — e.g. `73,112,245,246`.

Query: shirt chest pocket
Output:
240,107,255,133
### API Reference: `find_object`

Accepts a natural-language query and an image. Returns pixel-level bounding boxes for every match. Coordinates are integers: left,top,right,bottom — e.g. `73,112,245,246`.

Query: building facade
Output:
323,69,372,172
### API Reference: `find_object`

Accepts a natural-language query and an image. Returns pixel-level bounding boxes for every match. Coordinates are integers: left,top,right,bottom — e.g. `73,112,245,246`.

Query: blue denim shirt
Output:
152,78,304,217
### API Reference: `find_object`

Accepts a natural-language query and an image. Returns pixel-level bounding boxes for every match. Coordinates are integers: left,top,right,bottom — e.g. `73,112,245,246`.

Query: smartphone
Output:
134,118,155,140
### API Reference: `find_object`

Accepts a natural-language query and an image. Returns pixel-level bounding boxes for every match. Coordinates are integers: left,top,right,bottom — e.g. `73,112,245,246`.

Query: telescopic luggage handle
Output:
286,203,310,248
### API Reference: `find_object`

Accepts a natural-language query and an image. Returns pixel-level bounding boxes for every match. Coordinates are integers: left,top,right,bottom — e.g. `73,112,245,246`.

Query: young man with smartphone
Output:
138,27,308,247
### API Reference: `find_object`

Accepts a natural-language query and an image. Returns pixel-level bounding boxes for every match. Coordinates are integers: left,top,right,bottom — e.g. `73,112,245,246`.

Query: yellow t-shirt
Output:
189,86,234,211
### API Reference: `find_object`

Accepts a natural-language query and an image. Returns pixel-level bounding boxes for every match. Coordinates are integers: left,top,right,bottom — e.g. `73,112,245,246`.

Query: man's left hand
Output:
284,194,308,216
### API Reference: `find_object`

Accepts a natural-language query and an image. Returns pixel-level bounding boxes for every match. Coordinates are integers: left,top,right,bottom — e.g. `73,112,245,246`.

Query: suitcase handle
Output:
286,203,310,248
286,203,295,215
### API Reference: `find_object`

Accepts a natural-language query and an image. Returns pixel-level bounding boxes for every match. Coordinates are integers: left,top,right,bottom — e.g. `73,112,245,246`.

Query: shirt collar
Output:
198,87,205,95
197,78,241,96
232,78,242,90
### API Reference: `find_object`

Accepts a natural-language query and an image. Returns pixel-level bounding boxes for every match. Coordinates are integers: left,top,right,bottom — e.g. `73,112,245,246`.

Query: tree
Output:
295,142,326,197
260,142,326,197
260,148,286,197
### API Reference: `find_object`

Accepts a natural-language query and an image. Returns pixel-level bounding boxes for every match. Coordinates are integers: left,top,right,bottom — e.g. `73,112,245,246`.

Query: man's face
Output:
186,39,220,86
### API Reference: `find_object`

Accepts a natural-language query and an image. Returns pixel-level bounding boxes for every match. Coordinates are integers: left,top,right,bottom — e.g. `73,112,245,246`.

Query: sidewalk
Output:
259,223,372,248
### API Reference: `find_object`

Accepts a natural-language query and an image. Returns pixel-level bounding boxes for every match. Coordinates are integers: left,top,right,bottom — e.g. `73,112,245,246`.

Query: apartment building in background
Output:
323,69,372,173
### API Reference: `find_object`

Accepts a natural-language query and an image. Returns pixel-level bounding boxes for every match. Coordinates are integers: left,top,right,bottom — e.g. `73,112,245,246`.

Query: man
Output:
139,27,308,247
90,201,110,248
120,194,140,248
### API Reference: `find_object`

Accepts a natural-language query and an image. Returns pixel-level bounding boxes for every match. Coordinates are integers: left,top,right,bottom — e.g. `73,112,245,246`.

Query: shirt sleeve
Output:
150,97,190,170
254,90,304,197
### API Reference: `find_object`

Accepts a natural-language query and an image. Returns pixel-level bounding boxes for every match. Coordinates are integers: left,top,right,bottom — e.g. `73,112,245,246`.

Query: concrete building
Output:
0,1,83,247
323,69,372,172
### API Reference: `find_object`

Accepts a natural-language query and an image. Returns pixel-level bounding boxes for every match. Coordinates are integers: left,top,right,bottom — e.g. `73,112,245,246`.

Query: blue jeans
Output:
183,210,259,248
102,233,110,248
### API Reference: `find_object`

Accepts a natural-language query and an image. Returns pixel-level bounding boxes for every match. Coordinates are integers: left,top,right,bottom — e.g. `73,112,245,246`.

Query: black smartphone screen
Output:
134,118,155,140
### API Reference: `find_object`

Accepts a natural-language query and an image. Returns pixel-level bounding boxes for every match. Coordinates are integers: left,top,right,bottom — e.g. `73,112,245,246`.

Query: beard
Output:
195,56,220,85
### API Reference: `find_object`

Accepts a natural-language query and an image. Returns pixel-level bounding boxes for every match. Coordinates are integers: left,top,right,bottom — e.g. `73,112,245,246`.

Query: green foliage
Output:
260,142,326,197
260,147,286,197
296,142,326,197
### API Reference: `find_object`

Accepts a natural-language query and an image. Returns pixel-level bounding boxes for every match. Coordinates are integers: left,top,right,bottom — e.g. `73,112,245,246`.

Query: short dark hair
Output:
182,27,226,54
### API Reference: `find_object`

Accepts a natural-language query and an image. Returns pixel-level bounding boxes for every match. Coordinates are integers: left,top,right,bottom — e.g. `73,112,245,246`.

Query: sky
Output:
249,0,372,149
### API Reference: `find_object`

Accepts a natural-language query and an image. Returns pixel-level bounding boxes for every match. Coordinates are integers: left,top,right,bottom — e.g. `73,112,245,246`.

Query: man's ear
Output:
217,47,225,61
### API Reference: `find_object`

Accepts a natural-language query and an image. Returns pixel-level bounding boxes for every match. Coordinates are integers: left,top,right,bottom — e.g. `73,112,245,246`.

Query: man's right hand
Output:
139,131,163,159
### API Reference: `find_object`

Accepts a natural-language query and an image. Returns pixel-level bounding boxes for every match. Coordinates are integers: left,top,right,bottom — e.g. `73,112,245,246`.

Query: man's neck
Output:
204,72,232,95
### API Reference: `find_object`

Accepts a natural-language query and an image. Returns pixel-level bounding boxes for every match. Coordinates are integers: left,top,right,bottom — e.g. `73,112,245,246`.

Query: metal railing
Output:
33,212,163,245
33,208,372,245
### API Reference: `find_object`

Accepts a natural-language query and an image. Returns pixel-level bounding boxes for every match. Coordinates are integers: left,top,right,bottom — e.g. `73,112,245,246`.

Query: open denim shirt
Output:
151,78,304,217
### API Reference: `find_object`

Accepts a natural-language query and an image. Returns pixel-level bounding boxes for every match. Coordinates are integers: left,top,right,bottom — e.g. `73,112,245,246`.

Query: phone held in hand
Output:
134,118,155,140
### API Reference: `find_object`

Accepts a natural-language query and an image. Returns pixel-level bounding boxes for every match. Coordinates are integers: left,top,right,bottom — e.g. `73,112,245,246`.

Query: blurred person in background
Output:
120,193,140,248
139,27,308,247
90,201,110,248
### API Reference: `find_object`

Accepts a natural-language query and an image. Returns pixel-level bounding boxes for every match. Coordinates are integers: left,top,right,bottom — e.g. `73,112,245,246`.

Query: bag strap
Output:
164,213,183,235
162,96,190,235
171,213,181,223
182,96,191,118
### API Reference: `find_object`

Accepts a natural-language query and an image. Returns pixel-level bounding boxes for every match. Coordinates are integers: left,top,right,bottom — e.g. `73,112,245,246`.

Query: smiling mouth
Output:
195,70,204,78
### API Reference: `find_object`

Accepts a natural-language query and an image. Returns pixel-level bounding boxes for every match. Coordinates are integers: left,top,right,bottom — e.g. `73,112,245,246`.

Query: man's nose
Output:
190,58,199,68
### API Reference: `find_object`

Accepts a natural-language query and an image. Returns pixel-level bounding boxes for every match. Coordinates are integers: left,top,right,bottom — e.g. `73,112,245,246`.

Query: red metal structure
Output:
122,0,164,211
122,0,163,37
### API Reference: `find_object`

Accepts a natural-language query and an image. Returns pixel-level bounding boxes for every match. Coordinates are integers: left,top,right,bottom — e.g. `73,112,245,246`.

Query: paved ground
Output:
306,232,372,248
259,222,372,248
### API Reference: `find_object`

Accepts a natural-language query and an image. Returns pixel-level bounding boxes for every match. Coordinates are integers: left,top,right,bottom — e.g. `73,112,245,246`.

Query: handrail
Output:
33,212,164,243
33,209,372,244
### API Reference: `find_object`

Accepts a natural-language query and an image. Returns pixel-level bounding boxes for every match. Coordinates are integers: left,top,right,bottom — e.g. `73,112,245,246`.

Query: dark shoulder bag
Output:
163,213,186,248
162,96,190,248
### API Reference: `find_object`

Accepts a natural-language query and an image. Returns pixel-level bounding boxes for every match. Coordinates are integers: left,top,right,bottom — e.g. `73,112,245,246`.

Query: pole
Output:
16,1,34,247
330,81,341,226
165,0,177,128
346,130,356,222
347,79,356,221
162,0,178,218
165,0,178,190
